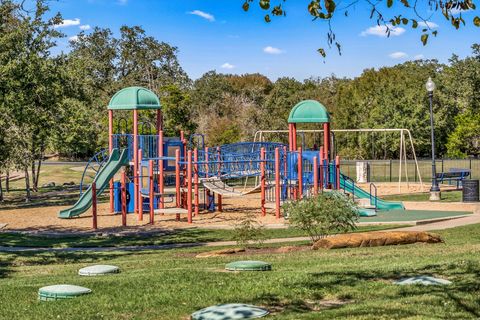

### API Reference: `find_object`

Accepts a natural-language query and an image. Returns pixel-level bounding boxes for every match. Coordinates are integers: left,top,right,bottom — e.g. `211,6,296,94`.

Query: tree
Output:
446,112,480,157
0,0,65,199
242,0,479,56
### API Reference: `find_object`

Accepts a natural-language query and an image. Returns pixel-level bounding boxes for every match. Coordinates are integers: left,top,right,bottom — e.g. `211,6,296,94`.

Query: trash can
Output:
462,180,479,202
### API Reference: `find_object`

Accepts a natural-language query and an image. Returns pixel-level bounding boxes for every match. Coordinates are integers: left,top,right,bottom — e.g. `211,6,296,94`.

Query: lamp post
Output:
426,77,440,201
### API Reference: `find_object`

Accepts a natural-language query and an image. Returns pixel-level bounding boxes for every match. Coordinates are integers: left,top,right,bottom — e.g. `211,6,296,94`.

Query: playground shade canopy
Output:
288,100,330,123
108,86,161,110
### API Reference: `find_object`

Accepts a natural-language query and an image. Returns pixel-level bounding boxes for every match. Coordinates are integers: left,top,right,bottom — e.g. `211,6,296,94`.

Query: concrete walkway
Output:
396,212,480,231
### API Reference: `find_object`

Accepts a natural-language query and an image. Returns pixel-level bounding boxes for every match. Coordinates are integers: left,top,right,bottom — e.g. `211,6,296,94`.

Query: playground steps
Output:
154,208,188,215
355,198,376,209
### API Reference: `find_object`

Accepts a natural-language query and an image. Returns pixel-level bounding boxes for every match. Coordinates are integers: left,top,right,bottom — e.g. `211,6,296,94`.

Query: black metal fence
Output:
341,159,480,183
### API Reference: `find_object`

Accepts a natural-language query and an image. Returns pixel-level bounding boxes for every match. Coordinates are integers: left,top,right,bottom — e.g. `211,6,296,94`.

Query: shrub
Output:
283,191,359,243
233,212,265,249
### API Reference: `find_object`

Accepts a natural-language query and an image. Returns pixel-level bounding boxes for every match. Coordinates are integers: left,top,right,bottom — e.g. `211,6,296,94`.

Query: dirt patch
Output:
0,192,288,234
196,248,245,258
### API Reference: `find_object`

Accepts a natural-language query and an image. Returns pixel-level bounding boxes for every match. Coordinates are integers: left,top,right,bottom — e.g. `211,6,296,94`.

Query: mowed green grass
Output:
2,224,480,319
383,191,462,202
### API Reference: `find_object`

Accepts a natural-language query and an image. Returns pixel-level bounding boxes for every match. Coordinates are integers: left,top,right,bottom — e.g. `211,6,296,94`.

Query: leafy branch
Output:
242,0,479,57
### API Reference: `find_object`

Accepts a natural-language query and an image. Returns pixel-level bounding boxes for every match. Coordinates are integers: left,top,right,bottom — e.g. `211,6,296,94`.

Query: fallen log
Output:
312,231,443,250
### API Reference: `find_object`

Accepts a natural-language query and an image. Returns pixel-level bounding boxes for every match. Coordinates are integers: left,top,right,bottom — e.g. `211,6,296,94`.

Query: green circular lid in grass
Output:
78,265,120,276
225,260,271,271
38,284,92,301
191,303,269,320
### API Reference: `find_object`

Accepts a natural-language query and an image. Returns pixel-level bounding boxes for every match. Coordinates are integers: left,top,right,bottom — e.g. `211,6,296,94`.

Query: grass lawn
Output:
358,210,472,223
0,225,406,248
383,190,462,202
2,224,480,319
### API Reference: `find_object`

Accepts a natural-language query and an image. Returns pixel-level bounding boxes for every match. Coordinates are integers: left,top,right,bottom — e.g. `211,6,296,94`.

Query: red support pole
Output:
297,147,303,199
336,155,341,190
292,124,298,151
133,109,139,214
158,130,164,210
121,171,127,227
313,156,318,195
260,147,266,216
218,194,222,212
187,150,193,223
92,182,97,230
288,123,293,151
138,149,143,221
274,147,281,219
323,122,330,161
108,110,114,213
194,148,199,216
149,160,154,224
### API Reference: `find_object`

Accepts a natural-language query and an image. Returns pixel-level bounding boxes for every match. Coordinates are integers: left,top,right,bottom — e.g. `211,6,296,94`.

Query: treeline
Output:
1,0,479,200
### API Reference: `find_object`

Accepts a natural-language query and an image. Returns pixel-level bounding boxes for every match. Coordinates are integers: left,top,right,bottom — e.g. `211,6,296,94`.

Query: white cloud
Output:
418,21,439,28
389,51,408,59
450,8,473,15
188,10,215,22
79,24,91,31
360,24,406,37
69,35,79,42
117,0,128,5
414,54,425,60
221,62,235,69
263,46,284,54
55,18,80,28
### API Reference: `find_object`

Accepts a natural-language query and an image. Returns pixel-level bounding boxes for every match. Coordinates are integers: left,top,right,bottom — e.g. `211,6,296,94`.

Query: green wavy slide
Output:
59,148,129,219
340,174,405,211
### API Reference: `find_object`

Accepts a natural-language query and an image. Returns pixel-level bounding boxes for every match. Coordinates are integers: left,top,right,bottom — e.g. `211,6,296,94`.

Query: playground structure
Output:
59,89,404,226
253,128,424,192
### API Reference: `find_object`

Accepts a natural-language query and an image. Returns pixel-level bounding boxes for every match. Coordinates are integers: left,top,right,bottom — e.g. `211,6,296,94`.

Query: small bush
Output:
233,212,265,249
283,191,359,243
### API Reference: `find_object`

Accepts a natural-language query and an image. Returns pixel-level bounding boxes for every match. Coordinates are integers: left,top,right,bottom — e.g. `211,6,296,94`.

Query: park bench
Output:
436,168,471,189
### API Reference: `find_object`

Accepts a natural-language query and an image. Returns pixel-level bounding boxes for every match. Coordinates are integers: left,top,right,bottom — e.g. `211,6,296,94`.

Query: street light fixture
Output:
426,77,440,201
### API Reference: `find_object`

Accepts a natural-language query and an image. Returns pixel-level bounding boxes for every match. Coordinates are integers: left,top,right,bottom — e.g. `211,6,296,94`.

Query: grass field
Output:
1,223,480,319
383,191,462,202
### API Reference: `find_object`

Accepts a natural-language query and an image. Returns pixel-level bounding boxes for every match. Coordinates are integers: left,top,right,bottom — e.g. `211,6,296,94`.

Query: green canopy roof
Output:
108,87,161,110
288,100,330,123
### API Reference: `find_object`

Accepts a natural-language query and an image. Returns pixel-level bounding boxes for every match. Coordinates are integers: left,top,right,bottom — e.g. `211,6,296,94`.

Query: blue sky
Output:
46,0,479,80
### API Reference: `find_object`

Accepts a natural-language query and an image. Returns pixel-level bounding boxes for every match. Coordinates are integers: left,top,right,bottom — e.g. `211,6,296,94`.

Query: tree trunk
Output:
5,170,9,192
0,173,3,202
31,161,37,192
35,158,42,191
24,167,30,202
